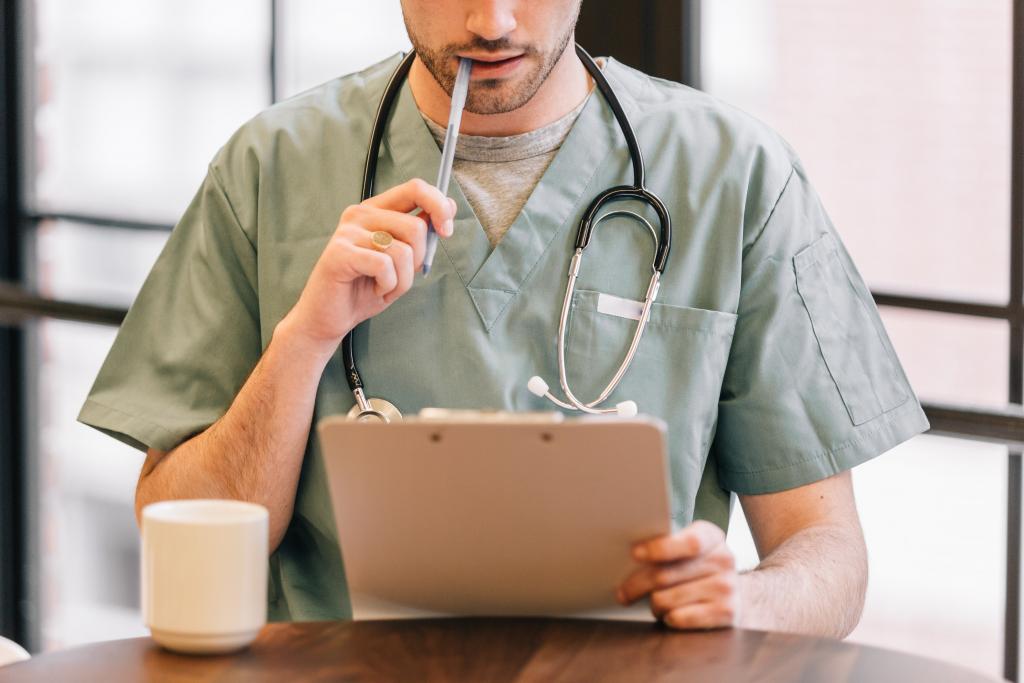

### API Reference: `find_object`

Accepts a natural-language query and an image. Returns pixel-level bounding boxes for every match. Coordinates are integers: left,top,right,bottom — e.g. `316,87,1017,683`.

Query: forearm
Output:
737,522,868,639
135,314,335,550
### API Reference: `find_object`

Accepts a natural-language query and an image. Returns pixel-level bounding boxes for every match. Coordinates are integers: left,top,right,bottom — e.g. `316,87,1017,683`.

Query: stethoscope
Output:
345,44,672,423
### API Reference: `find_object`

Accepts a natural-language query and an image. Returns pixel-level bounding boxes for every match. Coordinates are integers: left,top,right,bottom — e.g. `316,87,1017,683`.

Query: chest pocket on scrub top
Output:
794,233,907,426
563,289,738,426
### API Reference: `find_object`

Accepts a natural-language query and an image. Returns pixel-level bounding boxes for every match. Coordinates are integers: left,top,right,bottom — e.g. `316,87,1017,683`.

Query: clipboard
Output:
317,414,672,621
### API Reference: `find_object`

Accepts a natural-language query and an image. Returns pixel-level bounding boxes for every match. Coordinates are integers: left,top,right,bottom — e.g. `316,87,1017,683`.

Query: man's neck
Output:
409,43,591,137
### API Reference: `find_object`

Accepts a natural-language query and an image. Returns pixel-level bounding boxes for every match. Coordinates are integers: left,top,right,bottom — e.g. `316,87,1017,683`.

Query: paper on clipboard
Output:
317,415,672,622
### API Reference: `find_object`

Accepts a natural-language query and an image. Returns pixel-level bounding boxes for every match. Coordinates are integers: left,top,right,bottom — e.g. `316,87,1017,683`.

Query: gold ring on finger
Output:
370,230,394,252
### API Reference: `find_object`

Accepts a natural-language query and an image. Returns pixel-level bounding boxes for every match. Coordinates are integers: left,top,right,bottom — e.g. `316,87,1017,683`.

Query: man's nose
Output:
466,2,518,42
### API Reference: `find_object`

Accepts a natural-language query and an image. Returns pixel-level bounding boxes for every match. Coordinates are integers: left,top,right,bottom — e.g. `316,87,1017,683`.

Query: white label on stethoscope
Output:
596,293,645,321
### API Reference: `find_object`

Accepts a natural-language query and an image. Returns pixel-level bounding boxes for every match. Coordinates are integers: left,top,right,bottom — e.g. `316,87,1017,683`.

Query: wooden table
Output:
0,619,1005,682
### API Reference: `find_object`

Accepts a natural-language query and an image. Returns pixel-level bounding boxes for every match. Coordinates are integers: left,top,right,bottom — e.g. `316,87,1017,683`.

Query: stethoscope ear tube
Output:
343,50,417,408
361,51,417,202
550,210,664,415
575,44,645,189
576,187,672,273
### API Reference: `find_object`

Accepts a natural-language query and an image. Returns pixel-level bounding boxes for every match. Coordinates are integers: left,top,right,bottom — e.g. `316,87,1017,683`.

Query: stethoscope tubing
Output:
344,44,673,420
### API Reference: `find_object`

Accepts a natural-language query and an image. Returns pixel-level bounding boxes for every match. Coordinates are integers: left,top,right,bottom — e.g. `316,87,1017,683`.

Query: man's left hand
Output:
616,520,739,630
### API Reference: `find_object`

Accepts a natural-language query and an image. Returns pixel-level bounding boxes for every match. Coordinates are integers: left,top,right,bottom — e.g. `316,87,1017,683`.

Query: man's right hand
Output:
279,178,457,354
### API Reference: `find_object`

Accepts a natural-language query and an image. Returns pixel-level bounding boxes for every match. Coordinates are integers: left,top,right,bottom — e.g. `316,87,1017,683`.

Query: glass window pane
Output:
34,319,147,649
702,1,1012,303
35,220,168,308
879,307,1008,408
728,435,1007,679
279,0,410,99
32,0,270,223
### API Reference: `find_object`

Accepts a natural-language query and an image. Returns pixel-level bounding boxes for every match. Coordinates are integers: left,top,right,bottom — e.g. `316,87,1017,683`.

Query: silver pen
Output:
422,57,472,275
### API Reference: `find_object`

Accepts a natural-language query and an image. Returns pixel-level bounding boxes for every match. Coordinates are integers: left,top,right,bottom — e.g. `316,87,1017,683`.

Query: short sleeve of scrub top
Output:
77,165,261,453
712,160,929,495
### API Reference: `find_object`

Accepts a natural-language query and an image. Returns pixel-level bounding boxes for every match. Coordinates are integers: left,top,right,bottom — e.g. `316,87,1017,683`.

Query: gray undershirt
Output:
423,96,589,248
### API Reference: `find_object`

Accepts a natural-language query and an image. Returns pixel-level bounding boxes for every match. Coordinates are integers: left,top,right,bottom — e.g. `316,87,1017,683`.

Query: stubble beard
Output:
405,14,578,115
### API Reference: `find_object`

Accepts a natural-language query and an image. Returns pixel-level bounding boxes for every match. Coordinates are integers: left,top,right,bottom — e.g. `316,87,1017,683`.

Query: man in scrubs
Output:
80,0,928,637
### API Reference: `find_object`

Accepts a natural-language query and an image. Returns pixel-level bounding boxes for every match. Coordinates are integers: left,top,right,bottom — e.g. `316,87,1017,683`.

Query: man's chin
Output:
464,80,539,115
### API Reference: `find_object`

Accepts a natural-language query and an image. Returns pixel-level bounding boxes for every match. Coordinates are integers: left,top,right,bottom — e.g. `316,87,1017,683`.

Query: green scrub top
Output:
79,54,929,622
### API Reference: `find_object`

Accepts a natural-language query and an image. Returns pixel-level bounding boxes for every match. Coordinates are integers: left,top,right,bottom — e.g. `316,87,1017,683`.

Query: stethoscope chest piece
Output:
347,388,403,423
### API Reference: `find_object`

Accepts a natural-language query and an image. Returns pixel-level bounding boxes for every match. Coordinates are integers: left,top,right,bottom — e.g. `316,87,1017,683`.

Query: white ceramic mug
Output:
142,499,268,654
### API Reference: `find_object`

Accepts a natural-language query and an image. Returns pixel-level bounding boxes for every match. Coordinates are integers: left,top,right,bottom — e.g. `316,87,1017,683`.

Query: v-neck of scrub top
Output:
380,59,629,331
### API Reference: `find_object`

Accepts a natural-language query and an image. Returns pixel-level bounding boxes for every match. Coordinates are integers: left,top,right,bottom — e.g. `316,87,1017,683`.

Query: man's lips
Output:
458,53,526,78
458,50,524,62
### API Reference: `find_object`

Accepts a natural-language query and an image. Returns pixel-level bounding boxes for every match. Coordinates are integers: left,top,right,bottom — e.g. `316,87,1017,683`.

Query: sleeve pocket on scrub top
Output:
794,234,907,426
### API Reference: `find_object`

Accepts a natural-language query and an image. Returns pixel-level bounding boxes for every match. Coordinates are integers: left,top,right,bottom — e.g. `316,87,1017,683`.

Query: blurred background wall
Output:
0,1,1019,680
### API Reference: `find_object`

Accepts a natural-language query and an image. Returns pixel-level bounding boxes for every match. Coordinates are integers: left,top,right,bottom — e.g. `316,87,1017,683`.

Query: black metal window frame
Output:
1,0,1022,678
